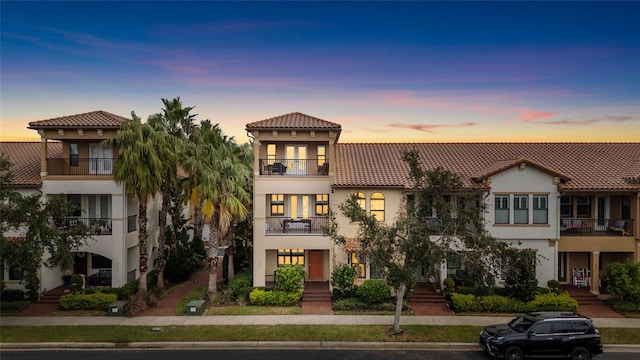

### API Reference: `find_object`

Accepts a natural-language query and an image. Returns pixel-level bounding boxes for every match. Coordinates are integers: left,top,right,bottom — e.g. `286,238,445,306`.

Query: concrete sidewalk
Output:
2,314,640,328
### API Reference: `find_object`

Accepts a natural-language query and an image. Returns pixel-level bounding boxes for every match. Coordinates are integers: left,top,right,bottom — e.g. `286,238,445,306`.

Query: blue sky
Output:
1,1,639,143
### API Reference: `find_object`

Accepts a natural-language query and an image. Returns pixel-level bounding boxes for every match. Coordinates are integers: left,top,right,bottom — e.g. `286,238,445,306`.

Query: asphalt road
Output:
0,350,638,360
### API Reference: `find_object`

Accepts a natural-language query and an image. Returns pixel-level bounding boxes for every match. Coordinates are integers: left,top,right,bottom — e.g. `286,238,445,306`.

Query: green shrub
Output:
331,264,357,299
503,249,539,302
357,279,391,304
526,292,577,312
1,289,25,302
443,277,455,290
537,287,551,295
248,288,302,306
451,292,577,313
275,264,305,292
70,274,84,292
451,293,476,312
547,279,560,292
604,260,640,303
59,292,117,310
0,300,31,313
605,298,640,313
229,269,252,301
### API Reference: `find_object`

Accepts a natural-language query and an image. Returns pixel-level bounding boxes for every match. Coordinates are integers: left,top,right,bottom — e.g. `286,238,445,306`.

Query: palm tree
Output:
184,121,251,301
106,112,168,296
147,97,195,289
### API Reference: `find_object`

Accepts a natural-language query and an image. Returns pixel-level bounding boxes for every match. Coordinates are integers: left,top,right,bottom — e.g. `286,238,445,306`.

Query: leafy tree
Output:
106,113,169,298
1,154,90,300
605,260,640,303
503,248,539,302
327,149,511,334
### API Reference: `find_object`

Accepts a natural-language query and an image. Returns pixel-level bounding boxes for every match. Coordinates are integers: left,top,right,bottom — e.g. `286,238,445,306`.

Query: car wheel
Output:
504,346,524,360
571,347,591,360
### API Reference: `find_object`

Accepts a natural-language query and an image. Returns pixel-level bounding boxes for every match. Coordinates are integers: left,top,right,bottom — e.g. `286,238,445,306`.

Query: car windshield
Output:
508,315,536,333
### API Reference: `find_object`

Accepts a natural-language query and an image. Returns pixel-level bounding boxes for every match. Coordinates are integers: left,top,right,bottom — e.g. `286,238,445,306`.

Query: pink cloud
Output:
543,116,638,125
518,108,556,122
388,122,477,134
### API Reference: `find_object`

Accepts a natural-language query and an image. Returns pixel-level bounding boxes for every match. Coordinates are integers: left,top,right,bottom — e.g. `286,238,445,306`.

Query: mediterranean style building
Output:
2,110,639,297
247,112,640,295
1,111,161,293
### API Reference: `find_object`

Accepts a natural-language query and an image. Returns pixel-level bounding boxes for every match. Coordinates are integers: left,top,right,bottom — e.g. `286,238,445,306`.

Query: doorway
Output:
308,250,324,281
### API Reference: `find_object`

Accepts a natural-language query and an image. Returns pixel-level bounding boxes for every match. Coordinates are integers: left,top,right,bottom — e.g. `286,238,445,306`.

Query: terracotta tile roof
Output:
28,110,129,129
472,157,572,181
0,142,62,187
246,112,342,131
334,143,640,191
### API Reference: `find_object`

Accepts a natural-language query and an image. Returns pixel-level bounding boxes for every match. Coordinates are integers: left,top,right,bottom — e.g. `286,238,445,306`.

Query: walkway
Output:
140,269,210,316
561,285,624,319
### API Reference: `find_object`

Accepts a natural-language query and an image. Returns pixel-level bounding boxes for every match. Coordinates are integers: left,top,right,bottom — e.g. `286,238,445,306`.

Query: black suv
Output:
479,312,603,360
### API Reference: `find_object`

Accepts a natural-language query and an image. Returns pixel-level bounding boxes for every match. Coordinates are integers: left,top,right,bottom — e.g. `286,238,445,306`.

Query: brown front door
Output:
308,250,324,280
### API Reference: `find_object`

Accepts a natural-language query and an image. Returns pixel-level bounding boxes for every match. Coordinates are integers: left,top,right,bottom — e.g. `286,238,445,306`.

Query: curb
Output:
1,342,639,352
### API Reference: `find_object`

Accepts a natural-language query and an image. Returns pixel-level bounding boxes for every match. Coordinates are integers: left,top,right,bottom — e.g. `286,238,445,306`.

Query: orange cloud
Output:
518,109,556,122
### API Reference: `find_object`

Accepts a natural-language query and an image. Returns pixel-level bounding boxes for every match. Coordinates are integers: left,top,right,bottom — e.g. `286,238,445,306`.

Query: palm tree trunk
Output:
193,197,204,240
156,190,170,289
207,213,220,302
138,201,149,295
227,244,235,282
393,282,406,335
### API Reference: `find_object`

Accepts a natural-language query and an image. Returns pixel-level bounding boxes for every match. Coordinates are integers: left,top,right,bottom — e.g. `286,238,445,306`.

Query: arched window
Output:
370,192,385,221
355,192,366,209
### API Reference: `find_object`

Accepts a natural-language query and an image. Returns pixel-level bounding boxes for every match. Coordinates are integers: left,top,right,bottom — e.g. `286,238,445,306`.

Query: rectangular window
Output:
622,195,631,219
277,249,304,266
70,143,79,166
67,194,82,217
315,194,329,216
560,195,573,218
317,145,326,166
270,194,284,216
533,195,548,224
495,195,509,224
267,144,276,165
514,195,528,224
577,196,591,218
349,251,366,279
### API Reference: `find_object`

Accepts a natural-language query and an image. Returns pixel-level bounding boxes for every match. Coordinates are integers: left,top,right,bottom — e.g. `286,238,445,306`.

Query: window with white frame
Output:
533,195,548,224
513,194,529,224
495,195,509,224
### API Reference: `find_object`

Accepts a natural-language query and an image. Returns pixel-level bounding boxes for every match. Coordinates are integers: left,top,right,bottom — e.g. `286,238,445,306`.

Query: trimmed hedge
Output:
0,300,31,313
229,270,252,301
357,279,391,304
451,292,577,313
59,292,118,310
249,288,302,306
1,289,26,302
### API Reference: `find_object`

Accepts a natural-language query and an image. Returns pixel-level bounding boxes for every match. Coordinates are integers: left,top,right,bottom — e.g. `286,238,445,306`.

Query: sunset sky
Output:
1,1,638,143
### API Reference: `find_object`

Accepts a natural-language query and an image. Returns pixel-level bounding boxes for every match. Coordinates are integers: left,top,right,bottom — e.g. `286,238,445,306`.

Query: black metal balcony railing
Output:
51,217,113,235
259,159,329,176
47,158,115,175
560,218,634,236
265,216,329,235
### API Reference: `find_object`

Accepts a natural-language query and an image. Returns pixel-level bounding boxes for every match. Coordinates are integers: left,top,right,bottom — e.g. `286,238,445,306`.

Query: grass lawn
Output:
1,325,638,344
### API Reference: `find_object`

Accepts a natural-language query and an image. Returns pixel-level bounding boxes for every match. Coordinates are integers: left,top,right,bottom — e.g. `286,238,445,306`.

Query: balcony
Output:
560,218,634,237
47,157,115,175
265,216,329,235
259,159,328,176
51,217,113,235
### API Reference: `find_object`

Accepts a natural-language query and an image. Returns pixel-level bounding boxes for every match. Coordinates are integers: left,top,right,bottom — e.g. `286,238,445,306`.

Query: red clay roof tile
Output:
0,142,62,187
246,112,342,130
28,110,129,129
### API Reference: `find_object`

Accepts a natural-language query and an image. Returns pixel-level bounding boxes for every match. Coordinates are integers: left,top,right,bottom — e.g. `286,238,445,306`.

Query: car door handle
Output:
547,337,553,340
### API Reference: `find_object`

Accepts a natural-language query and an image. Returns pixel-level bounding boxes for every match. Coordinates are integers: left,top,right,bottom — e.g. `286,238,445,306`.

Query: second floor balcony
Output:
560,218,634,237
265,216,329,235
51,217,113,236
47,157,114,176
259,159,329,176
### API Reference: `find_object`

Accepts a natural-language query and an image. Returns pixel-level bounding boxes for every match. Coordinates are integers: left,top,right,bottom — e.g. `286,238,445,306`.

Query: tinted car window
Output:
531,322,552,334
569,321,590,333
552,321,571,333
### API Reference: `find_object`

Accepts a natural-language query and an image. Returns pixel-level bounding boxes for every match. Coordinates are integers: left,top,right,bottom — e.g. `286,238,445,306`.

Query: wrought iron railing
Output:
47,157,115,175
51,217,113,235
259,159,329,176
560,218,634,236
265,216,330,235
